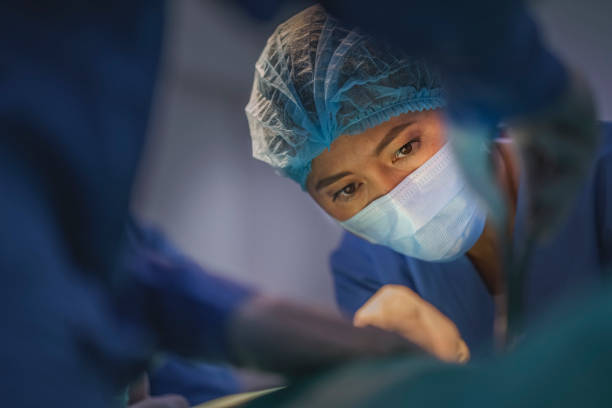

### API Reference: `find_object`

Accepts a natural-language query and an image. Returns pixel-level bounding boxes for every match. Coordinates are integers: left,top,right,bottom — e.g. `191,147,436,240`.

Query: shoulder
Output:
331,231,399,263
330,231,413,318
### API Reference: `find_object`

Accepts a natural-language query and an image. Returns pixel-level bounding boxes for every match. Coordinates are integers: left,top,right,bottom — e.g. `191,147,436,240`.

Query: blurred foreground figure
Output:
0,2,419,407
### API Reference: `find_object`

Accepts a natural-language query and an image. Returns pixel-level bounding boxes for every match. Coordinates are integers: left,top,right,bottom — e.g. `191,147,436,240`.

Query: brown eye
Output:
333,183,359,202
342,184,356,195
398,143,413,156
393,138,420,162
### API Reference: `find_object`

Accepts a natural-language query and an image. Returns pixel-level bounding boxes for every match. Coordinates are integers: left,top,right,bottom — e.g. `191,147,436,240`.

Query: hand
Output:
128,373,189,408
227,295,422,374
353,285,470,363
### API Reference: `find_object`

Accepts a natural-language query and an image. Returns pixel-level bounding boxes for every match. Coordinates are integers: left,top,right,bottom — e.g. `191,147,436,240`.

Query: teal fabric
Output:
246,5,445,188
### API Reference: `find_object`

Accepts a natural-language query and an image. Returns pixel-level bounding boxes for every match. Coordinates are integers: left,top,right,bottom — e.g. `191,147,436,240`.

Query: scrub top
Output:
331,122,612,353
149,356,240,406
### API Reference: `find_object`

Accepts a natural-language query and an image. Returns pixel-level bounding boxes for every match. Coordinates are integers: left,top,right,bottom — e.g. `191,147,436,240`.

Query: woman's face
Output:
307,110,447,221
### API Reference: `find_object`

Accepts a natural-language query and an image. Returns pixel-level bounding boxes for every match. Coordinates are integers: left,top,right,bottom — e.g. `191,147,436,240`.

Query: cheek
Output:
308,191,342,221
308,192,366,222
323,202,361,222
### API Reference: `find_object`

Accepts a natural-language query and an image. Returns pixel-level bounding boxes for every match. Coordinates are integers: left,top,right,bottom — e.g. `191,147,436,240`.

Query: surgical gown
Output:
123,220,246,405
331,122,612,354
0,3,252,406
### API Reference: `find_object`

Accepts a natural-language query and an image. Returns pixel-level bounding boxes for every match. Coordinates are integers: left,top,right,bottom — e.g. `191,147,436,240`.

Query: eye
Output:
393,138,420,162
333,183,359,202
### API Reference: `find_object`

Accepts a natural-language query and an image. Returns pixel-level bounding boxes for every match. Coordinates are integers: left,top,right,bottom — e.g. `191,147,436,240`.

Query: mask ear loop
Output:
504,230,535,348
492,135,539,351
447,118,519,352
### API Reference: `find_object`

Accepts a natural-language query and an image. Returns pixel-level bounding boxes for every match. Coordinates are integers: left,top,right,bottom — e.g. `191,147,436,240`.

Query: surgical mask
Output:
340,143,487,262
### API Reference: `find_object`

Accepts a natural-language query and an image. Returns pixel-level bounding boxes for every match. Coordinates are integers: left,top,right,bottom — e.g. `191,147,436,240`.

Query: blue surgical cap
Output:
246,5,446,189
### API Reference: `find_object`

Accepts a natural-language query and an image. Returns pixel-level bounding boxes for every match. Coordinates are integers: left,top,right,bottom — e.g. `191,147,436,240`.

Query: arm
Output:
121,220,423,375
121,219,255,361
331,232,469,362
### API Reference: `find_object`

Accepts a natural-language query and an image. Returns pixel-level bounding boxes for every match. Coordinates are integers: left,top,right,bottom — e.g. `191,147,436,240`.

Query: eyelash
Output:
392,137,421,163
333,182,360,202
332,136,421,202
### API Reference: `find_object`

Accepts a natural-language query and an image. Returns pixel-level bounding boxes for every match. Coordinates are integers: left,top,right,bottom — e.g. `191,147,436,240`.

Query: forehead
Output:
309,112,423,175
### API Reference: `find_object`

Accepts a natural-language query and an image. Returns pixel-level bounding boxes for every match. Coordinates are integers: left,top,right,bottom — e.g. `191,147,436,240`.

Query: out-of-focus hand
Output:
354,284,470,363
128,373,189,408
228,295,422,375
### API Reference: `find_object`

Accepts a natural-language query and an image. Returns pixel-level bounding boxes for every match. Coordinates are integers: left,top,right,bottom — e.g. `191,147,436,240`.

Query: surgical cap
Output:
245,5,446,188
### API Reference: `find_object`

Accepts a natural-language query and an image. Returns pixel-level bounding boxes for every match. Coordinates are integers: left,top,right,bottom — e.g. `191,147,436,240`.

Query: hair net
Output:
245,5,446,188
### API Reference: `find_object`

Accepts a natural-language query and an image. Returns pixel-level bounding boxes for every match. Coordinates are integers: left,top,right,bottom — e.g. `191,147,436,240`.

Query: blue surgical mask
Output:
340,143,487,262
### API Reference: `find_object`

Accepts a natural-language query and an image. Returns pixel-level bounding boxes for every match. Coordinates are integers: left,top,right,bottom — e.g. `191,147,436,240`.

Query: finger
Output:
129,395,190,408
353,296,385,328
428,330,470,363
456,339,470,363
353,309,371,327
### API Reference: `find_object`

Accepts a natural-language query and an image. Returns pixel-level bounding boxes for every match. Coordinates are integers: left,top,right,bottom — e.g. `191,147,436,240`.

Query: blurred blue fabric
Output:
150,357,240,406
123,221,249,404
0,2,166,406
331,123,612,355
122,220,254,361
0,2,251,406
319,0,568,126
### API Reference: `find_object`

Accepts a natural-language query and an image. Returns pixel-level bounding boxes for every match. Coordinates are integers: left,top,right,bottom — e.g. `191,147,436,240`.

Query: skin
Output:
354,284,470,363
306,109,519,361
307,110,448,222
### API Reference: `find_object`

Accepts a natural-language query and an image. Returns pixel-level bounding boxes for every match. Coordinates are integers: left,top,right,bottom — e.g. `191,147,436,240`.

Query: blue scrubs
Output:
331,122,612,353
123,220,246,406
0,2,252,406
149,357,240,406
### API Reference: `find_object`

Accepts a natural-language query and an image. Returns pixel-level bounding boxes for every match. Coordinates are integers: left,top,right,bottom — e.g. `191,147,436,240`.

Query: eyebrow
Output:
374,121,416,156
315,171,353,192
314,120,416,192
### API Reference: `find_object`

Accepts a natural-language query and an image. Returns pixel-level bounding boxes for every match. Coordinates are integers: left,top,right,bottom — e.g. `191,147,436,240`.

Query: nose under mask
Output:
340,143,487,262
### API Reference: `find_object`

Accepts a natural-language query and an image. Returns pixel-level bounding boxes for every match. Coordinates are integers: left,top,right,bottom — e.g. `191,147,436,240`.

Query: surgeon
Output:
246,5,612,362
